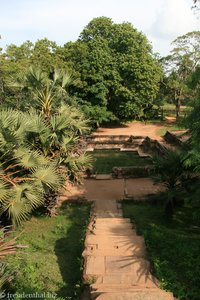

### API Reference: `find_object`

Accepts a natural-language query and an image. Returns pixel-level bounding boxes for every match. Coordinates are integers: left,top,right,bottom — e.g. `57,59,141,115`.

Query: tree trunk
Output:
175,91,181,120
44,190,59,216
164,193,175,218
165,200,174,218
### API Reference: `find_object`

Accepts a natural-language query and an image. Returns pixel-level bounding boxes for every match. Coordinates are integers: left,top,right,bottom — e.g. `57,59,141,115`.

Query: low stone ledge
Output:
164,131,185,148
112,165,153,178
139,137,166,156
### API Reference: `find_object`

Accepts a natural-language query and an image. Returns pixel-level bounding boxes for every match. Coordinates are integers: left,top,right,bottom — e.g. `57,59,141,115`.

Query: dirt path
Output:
82,179,174,299
94,121,166,141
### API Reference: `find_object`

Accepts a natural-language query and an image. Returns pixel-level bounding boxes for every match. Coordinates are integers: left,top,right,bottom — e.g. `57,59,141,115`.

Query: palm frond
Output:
60,136,79,152
50,114,71,133
0,182,10,203
64,153,92,176
57,104,90,134
31,165,63,191
0,184,44,226
152,149,184,189
14,147,49,169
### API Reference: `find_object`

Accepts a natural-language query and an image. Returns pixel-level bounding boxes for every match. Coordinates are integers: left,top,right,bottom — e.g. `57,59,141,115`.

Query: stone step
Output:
85,234,142,245
95,218,131,223
83,238,146,257
95,213,123,218
83,247,146,257
93,223,134,229
92,285,158,291
96,174,112,180
93,228,136,236
92,272,158,287
85,256,152,277
91,289,175,300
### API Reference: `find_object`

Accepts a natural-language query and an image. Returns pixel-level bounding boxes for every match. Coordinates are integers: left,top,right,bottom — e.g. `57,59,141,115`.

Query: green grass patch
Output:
122,201,200,300
7,202,91,299
161,105,192,119
91,150,152,174
156,124,183,136
162,104,191,111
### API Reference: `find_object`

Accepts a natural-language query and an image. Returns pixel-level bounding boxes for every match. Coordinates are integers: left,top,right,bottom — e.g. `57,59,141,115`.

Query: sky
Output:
0,0,199,56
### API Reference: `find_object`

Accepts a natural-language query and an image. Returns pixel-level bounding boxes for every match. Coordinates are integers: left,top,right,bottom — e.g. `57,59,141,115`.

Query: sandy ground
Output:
94,121,165,141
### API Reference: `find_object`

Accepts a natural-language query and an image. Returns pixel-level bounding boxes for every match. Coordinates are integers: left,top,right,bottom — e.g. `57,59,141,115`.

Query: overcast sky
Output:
0,0,199,56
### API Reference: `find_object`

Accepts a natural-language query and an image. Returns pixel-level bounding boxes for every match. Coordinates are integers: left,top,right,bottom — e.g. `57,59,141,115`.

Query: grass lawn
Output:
91,150,152,174
162,104,192,111
122,201,200,300
7,202,90,300
161,104,192,117
156,123,183,137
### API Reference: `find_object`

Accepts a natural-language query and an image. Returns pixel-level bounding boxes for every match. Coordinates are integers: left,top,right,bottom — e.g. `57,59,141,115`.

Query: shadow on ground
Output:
54,202,90,299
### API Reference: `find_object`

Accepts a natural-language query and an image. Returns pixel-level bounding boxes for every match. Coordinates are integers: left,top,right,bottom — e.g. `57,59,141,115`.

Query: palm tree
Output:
0,106,92,225
0,109,63,226
8,67,77,118
1,67,92,224
26,104,92,180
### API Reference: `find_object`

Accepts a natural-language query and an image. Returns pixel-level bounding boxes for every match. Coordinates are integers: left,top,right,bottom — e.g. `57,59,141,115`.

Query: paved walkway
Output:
62,178,164,203
82,197,175,299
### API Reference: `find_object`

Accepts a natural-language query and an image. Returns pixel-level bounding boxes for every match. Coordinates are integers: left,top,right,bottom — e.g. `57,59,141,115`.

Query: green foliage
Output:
160,31,200,117
152,149,190,216
79,101,116,127
0,19,163,124
152,149,185,190
187,65,200,94
0,39,69,110
7,203,90,299
0,110,61,226
0,105,91,225
156,122,183,136
185,97,200,150
7,67,77,117
123,202,200,300
183,62,200,182
64,17,162,121
0,227,18,292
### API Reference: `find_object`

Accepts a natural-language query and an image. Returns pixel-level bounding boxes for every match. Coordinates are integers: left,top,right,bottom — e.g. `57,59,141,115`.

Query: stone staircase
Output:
83,203,175,300
85,135,144,151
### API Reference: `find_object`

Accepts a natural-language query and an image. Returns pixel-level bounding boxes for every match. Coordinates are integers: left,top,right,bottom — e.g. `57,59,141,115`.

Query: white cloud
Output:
151,0,199,45
0,0,199,55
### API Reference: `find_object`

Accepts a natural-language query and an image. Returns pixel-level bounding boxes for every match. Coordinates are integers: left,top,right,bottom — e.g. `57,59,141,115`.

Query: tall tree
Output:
63,17,162,121
160,31,200,118
0,38,69,109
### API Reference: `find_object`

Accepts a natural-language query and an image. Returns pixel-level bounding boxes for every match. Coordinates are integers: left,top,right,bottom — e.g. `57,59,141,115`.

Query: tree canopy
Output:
62,17,162,121
159,31,200,118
